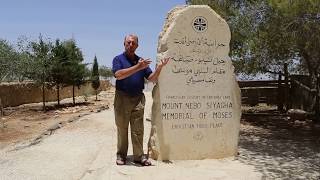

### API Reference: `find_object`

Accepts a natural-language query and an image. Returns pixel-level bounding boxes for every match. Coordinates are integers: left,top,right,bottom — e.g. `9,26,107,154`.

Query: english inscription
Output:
160,95,233,124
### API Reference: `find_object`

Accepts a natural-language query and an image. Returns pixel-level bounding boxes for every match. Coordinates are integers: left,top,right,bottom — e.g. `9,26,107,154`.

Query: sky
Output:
0,0,187,69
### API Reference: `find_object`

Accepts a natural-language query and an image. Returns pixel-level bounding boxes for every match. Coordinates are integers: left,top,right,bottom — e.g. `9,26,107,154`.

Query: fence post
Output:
284,63,290,111
278,72,284,112
315,76,320,122
0,98,2,116
0,98,3,128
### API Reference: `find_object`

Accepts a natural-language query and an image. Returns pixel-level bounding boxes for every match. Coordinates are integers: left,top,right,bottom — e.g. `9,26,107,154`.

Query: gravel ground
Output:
237,113,320,179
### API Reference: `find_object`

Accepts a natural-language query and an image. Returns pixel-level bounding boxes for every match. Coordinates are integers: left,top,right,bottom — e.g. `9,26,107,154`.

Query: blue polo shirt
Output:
112,52,152,96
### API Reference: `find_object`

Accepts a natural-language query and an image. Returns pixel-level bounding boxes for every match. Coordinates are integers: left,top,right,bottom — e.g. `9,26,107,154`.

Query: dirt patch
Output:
0,87,115,149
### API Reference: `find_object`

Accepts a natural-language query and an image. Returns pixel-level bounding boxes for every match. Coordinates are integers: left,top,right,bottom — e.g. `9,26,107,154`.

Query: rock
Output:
288,109,307,120
150,5,241,160
68,117,78,122
100,105,109,110
294,120,304,125
48,124,60,131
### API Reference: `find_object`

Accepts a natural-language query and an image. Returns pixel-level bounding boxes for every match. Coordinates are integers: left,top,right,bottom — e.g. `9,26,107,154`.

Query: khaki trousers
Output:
114,90,145,161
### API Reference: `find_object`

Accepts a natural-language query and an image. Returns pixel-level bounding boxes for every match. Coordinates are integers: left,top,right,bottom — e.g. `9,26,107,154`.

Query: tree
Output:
28,34,53,111
64,39,86,105
51,39,69,106
0,35,88,109
266,0,320,87
91,55,100,100
13,36,34,82
99,65,113,80
186,0,320,83
0,39,16,82
83,66,92,79
0,36,47,83
187,0,320,120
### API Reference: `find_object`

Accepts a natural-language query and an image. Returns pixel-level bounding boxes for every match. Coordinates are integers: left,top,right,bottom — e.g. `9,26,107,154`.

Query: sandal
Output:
116,157,126,165
134,157,151,166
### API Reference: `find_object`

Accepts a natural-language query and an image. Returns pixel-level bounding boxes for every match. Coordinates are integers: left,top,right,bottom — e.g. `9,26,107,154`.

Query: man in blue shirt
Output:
112,34,169,166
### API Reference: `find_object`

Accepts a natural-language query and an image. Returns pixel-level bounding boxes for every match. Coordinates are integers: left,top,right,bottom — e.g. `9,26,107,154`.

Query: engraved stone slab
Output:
149,5,241,160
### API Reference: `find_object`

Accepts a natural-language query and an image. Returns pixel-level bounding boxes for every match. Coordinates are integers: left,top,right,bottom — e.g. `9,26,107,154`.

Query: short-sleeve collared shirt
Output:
112,52,152,96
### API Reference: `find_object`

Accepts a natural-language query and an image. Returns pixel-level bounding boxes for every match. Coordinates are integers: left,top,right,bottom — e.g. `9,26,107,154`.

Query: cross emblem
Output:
193,16,207,32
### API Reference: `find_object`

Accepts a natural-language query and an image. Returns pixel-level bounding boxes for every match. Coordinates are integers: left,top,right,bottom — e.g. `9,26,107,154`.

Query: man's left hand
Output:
157,57,170,69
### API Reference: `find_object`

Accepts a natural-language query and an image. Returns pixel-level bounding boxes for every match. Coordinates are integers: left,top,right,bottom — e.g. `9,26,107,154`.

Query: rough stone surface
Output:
149,5,241,160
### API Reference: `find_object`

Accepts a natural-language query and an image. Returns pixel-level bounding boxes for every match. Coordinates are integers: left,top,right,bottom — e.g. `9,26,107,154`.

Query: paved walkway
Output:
0,92,261,180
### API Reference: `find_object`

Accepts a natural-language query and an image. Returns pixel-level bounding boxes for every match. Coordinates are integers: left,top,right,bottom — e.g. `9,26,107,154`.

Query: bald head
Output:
124,34,139,55
124,34,138,45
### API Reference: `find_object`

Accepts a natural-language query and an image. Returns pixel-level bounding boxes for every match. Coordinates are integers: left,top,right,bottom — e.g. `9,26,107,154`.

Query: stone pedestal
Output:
149,5,241,160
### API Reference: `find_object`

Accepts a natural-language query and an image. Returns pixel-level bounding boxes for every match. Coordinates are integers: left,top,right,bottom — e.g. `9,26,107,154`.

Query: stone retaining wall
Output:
0,80,111,107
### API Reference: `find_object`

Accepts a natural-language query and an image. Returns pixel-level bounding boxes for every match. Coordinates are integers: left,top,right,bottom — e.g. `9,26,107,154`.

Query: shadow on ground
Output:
237,110,320,179
45,102,93,111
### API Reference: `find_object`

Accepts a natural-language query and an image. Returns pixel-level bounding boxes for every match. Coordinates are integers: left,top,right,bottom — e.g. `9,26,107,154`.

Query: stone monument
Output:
148,5,241,160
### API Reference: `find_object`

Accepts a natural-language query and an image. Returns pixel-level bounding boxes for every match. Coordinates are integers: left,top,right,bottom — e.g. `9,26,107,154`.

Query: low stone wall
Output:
0,80,111,107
